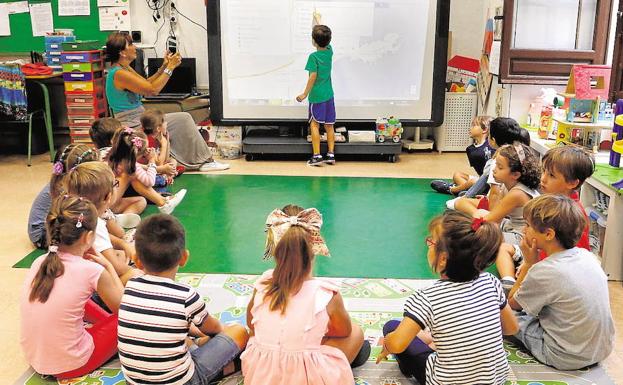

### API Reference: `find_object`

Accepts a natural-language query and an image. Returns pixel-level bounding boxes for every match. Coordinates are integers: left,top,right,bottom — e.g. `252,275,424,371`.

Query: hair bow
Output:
263,208,330,259
52,161,64,175
471,217,486,231
131,136,144,149
123,126,134,134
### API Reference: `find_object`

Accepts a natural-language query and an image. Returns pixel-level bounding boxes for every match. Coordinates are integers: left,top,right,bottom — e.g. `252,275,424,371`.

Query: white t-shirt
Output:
93,217,113,253
486,158,500,186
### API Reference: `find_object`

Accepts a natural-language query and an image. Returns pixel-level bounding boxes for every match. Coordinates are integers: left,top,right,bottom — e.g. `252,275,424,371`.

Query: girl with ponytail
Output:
241,205,369,385
20,195,123,379
27,144,97,248
378,211,519,385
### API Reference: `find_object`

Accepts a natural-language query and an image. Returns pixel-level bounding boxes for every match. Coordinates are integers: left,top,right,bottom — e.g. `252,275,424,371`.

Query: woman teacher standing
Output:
105,32,228,171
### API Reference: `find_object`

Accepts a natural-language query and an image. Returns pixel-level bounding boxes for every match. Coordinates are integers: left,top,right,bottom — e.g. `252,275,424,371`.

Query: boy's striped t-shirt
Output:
118,275,209,385
404,272,509,385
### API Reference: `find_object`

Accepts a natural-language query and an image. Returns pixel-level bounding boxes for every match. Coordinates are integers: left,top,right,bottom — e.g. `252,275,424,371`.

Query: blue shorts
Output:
309,98,336,124
185,333,240,385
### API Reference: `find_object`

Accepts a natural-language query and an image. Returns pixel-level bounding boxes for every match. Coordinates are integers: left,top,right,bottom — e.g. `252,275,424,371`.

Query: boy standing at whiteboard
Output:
296,13,335,166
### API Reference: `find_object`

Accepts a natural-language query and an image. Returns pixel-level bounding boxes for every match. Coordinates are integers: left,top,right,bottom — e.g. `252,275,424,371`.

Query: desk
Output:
142,96,209,123
530,132,623,280
25,72,62,162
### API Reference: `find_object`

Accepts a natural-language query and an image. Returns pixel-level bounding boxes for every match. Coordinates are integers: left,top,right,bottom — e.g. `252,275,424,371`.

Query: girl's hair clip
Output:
471,217,486,231
75,213,84,228
48,245,59,253
514,143,526,164
131,136,143,149
123,126,134,134
52,161,64,175
76,149,93,165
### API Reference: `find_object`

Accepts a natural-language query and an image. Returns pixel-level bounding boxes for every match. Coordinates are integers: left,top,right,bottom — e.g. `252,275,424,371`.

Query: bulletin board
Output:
0,0,109,53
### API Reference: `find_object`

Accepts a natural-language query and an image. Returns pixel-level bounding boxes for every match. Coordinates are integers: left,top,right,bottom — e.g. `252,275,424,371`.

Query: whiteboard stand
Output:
403,126,434,151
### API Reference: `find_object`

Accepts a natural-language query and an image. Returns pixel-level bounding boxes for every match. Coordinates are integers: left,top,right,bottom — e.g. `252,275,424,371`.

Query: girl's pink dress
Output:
241,269,353,385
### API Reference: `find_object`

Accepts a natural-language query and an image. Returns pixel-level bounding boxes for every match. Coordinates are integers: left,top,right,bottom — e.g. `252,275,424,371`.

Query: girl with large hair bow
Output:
241,204,370,384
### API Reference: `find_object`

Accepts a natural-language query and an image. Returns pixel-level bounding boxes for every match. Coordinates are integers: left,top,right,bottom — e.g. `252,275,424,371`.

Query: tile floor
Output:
1,151,621,384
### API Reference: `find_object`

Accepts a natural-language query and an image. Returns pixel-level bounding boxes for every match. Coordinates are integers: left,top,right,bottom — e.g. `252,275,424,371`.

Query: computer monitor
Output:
147,58,196,94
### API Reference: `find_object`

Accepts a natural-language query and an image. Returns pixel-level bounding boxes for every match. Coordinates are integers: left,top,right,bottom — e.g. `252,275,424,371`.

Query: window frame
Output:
500,0,613,85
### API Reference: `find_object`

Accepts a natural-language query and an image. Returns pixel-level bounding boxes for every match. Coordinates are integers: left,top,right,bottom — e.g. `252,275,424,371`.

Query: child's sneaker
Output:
199,161,230,172
431,180,455,195
175,165,186,176
307,155,324,166
158,189,187,215
324,152,336,165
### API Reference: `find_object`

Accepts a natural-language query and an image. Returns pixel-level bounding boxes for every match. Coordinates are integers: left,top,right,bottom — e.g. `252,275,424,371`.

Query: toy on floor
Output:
376,116,403,143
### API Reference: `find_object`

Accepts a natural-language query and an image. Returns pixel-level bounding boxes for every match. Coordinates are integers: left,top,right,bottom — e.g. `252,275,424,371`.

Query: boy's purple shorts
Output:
309,98,336,124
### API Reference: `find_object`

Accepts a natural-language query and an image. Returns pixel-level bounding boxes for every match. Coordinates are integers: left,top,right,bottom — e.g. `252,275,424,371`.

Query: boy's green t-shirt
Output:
305,45,333,103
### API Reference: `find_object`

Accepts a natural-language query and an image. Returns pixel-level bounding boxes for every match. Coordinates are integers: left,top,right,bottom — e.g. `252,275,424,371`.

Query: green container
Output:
62,61,102,73
61,40,102,51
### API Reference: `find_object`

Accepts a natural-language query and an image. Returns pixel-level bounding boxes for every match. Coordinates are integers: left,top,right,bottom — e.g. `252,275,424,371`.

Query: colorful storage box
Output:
62,62,103,73
62,40,102,52
64,77,104,93
62,70,103,82
66,92,105,107
61,50,102,64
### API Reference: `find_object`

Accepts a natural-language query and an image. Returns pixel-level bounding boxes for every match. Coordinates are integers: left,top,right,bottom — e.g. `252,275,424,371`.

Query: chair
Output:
0,63,55,166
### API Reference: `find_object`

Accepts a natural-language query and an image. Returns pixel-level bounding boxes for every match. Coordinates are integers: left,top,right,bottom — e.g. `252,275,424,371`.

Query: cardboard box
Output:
348,130,376,143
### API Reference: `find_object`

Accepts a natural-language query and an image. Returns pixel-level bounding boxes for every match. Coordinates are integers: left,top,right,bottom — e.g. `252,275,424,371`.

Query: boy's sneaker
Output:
430,180,455,195
199,161,230,172
158,189,187,215
324,152,336,165
307,155,324,166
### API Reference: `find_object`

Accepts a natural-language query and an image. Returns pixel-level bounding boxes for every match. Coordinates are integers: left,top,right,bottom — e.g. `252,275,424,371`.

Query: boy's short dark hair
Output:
542,146,595,189
524,194,586,249
135,214,186,273
489,117,530,146
312,25,331,47
90,118,122,149
140,109,165,136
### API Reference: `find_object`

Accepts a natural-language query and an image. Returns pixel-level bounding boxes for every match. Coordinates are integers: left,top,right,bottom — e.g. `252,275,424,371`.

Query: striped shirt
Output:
118,275,209,385
404,272,509,385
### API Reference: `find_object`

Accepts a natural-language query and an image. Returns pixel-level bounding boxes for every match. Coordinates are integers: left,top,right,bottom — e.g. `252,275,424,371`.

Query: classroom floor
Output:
2,151,622,384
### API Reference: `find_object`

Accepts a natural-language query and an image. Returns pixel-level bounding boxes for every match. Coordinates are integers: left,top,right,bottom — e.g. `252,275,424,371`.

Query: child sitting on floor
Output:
455,142,541,246
508,195,614,370
140,109,185,177
431,115,494,195
65,162,139,284
108,127,186,215
377,211,518,385
28,144,98,248
118,214,248,385
241,205,370,384
90,118,147,216
497,145,594,290
20,195,123,379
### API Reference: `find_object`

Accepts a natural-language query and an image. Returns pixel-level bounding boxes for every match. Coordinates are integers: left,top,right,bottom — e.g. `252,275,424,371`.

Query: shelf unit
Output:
61,50,107,144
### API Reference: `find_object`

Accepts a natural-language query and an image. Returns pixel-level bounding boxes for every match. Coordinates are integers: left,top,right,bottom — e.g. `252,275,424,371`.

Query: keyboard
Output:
144,93,191,100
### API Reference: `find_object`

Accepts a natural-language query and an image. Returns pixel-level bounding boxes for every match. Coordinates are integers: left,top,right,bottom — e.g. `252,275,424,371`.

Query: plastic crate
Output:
62,61,103,73
62,40,102,51
67,111,106,126
64,77,103,93
67,102,107,116
61,50,102,64
44,35,75,45
62,70,102,82
66,92,105,107
46,56,62,66
434,92,477,152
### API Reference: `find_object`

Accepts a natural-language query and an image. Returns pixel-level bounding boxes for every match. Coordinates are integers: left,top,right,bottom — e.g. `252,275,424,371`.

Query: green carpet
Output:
14,175,451,279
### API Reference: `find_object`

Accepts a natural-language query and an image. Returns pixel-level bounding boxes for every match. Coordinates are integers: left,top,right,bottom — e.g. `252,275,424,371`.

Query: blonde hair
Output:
64,162,114,208
30,196,97,303
472,115,493,132
524,194,586,249
263,204,315,314
50,144,98,198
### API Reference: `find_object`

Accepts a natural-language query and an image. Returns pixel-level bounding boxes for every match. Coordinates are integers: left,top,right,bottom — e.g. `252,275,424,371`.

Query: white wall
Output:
129,1,209,88
449,0,487,59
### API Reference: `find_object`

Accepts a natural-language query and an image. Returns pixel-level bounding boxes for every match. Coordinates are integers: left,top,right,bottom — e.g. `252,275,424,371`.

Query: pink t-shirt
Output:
20,251,104,375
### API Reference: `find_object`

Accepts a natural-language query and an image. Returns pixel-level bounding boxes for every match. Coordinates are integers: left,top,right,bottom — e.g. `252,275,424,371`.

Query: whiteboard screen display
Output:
208,0,448,124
